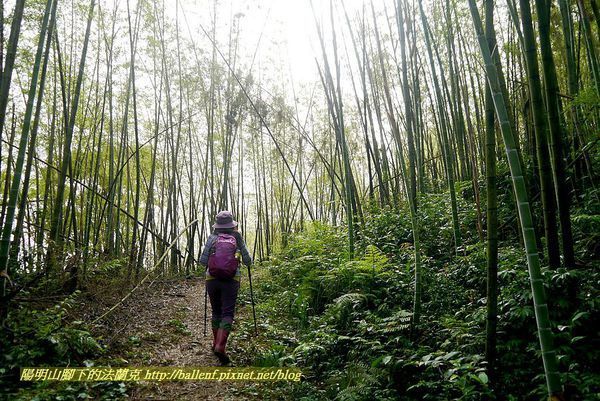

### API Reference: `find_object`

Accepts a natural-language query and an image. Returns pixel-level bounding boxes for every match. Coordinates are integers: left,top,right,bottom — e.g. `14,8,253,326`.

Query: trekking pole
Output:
247,265,258,335
203,271,208,337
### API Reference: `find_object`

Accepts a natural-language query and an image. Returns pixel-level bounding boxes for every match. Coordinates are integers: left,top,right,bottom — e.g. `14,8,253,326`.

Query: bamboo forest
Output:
0,0,598,399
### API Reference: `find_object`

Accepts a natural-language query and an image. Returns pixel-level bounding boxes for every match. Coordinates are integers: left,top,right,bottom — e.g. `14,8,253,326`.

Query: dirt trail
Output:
95,277,248,400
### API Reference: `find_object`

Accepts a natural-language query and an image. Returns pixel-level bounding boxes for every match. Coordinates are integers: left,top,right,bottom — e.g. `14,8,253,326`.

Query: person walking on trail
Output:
200,211,252,365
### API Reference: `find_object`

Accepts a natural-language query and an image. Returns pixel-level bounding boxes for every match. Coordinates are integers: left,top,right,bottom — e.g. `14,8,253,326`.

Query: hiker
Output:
200,211,252,365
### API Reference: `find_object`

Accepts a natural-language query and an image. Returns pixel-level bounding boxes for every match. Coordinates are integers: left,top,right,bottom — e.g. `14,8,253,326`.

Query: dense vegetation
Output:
233,190,599,400
0,0,598,399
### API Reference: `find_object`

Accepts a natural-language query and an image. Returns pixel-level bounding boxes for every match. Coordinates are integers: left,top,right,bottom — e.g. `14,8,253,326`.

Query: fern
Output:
363,245,389,271
334,292,368,309
330,363,389,401
322,293,368,329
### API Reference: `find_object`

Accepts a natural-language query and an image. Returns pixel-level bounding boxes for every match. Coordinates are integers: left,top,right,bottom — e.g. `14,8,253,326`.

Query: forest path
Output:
95,277,248,400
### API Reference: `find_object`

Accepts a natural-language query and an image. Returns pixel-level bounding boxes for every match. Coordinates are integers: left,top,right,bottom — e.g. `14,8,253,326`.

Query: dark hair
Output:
213,227,234,234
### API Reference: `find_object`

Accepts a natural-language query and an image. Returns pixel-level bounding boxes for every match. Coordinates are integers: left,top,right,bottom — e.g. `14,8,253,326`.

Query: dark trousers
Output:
206,278,240,330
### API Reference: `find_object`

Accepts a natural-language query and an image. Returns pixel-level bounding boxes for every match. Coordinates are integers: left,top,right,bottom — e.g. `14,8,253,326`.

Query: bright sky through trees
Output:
169,0,372,92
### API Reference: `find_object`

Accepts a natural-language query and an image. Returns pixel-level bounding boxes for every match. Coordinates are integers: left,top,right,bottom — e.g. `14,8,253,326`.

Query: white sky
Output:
171,0,368,89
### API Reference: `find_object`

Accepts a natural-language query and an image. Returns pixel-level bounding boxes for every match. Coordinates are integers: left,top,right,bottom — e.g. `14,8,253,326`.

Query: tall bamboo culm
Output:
0,0,53,315
468,0,562,398
483,0,498,382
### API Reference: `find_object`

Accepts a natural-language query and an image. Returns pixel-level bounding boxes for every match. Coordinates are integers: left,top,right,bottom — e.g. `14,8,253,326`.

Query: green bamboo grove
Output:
0,0,598,399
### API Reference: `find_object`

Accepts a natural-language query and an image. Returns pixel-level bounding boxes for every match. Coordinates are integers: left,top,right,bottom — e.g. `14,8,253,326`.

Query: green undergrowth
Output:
234,191,599,400
0,291,129,401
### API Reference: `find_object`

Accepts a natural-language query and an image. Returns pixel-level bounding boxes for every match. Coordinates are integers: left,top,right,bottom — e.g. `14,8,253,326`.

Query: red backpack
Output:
208,234,239,279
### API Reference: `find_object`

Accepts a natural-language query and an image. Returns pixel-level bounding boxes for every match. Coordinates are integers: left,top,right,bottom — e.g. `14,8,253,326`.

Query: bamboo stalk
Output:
468,0,562,397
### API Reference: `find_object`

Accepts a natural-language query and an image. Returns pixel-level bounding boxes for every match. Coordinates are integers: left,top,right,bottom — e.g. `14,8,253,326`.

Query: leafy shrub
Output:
1,291,102,374
235,205,599,401
401,351,492,400
0,291,127,400
572,213,600,259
